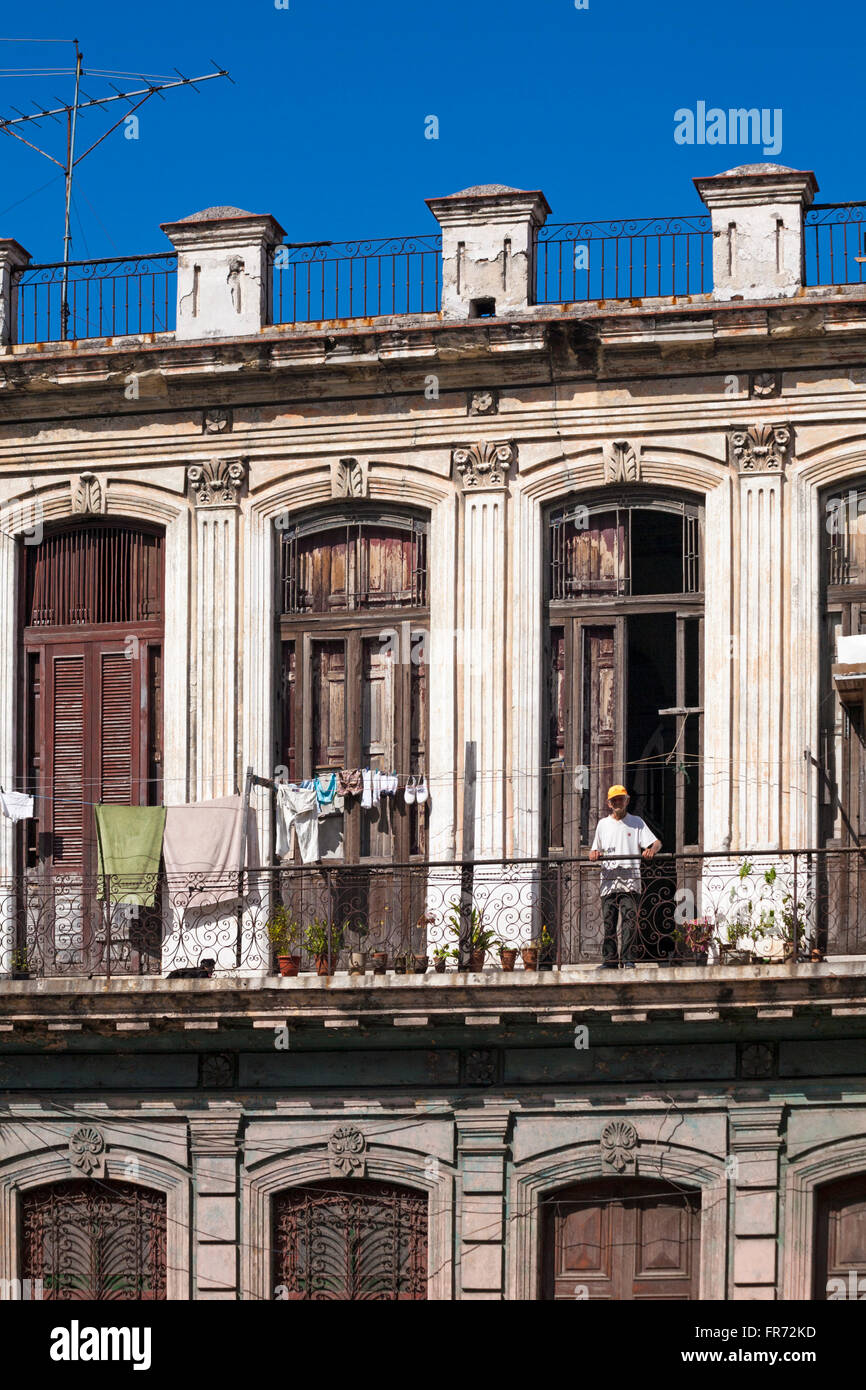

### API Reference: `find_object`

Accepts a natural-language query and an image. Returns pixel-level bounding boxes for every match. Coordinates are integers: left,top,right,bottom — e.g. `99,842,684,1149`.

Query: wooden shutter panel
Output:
51,655,86,865
100,651,134,804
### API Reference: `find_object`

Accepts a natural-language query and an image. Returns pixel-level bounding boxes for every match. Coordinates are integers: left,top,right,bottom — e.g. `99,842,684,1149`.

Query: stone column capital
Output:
729,422,792,474
187,458,247,507
452,440,516,491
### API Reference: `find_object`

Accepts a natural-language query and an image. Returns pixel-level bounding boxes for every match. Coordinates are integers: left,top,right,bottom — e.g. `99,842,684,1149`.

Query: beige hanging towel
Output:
163,796,247,903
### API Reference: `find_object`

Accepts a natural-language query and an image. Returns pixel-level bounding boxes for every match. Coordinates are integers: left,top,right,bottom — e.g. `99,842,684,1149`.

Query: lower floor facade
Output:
1,977,864,1301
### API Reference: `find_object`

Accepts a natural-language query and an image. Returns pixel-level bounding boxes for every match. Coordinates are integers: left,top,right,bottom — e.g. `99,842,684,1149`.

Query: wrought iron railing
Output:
14,253,177,344
805,203,866,287
535,215,712,303
270,234,442,325
1,847,862,979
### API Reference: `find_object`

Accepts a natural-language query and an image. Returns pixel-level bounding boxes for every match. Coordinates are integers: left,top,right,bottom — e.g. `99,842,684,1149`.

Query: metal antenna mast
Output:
0,39,231,337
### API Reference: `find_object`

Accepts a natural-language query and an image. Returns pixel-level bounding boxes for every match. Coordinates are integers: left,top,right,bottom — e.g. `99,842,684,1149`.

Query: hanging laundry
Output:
361,769,373,810
319,793,345,820
0,790,34,822
276,783,320,864
314,772,338,811
337,769,363,798
95,804,167,908
379,773,398,796
163,796,247,903
371,770,382,807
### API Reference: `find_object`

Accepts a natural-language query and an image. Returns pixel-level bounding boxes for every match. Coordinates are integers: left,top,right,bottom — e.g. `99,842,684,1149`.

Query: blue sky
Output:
0,0,863,263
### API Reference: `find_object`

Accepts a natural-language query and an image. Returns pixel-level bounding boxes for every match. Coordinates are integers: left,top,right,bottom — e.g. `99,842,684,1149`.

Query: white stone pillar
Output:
695,164,817,302
0,240,30,346
731,424,790,851
729,1104,784,1300
0,530,15,971
426,186,550,318
454,442,514,861
161,208,284,340
189,1111,242,1300
188,460,245,801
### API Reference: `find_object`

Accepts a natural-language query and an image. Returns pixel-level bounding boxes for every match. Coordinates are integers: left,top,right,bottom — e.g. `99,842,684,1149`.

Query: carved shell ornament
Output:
600,1119,638,1172
69,1126,105,1175
328,1125,367,1177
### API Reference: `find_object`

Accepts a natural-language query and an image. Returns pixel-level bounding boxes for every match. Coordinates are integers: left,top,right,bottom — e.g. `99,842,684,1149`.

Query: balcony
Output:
1,848,863,981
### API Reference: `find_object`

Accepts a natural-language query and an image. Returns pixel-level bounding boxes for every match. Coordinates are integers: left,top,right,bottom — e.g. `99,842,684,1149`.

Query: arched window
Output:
545,491,704,858
814,1174,866,1299
21,1179,167,1300
540,1177,701,1301
277,508,429,864
272,1179,428,1300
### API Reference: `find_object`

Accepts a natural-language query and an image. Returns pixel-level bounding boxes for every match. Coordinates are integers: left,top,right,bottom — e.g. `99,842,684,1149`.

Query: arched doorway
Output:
814,1174,866,1299
20,520,165,973
21,1179,167,1300
272,1178,428,1300
540,1177,701,1300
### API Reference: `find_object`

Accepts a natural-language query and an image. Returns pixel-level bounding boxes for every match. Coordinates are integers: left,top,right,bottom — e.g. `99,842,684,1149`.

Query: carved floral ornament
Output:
452,440,516,490
331,456,368,499
71,471,104,514
328,1125,367,1177
602,440,640,485
187,458,246,506
600,1119,638,1173
69,1125,105,1176
729,423,792,474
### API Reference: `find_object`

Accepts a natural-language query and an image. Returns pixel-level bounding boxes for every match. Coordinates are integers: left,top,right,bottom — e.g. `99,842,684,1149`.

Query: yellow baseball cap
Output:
607,784,628,799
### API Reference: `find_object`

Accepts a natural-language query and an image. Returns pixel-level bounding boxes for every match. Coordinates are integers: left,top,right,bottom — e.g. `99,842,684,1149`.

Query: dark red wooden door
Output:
542,1179,701,1300
814,1175,866,1298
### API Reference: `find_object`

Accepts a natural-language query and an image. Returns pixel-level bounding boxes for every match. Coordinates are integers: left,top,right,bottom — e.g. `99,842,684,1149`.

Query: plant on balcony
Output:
528,924,556,970
343,918,369,975
267,905,301,976
432,944,450,973
10,947,30,979
304,918,342,976
719,860,808,964
498,940,518,972
674,917,714,965
446,901,497,970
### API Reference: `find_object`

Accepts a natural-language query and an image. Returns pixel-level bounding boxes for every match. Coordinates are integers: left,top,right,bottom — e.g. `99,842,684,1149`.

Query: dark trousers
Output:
602,891,638,964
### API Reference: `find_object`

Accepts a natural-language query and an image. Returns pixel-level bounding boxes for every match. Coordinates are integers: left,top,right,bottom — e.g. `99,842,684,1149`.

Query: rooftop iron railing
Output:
805,203,866,288
14,252,177,344
2,847,861,979
270,234,442,325
535,215,713,303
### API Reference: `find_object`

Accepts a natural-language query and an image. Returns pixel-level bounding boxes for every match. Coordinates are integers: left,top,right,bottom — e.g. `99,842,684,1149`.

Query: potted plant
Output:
413,912,435,974
719,920,752,965
681,917,714,965
393,951,408,975
410,951,428,974
521,941,539,970
498,941,518,971
345,918,369,975
432,945,450,973
10,947,30,980
370,918,389,974
267,906,301,976
304,918,342,976
446,901,497,970
536,924,556,971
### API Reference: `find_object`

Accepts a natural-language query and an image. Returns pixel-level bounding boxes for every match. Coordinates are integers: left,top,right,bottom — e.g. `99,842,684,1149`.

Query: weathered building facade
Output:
0,163,864,1300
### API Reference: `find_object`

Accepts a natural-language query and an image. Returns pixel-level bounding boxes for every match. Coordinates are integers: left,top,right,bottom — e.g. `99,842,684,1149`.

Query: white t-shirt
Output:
590,813,658,895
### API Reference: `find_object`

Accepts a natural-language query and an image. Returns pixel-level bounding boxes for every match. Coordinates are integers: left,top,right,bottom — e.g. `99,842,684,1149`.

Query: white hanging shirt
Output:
590,813,658,895
0,790,34,823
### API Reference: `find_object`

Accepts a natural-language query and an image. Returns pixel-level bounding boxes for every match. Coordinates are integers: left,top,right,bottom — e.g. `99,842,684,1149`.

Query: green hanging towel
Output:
95,805,166,908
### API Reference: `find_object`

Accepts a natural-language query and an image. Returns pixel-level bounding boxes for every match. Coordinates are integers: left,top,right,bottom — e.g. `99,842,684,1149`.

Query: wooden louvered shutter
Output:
51,654,86,866
100,651,134,804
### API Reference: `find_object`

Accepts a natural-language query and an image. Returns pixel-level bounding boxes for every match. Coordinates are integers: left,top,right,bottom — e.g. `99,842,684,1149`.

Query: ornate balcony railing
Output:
805,203,866,287
1,847,862,980
14,253,177,344
270,234,442,325
535,215,713,303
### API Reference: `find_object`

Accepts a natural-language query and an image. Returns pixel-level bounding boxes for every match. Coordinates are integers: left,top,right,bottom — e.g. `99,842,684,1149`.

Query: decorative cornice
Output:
730,422,792,473
452,440,516,489
187,457,246,506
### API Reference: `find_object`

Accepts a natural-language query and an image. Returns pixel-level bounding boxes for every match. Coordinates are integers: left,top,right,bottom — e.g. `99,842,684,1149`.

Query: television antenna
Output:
0,38,231,336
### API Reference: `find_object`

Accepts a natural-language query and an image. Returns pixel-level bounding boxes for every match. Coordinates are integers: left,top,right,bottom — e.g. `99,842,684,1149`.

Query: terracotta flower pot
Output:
521,947,539,970
349,952,367,975
393,956,407,974
372,952,388,974
278,955,300,977
499,948,517,971
467,949,486,971
412,954,428,974
811,947,824,963
433,957,447,973
315,953,338,976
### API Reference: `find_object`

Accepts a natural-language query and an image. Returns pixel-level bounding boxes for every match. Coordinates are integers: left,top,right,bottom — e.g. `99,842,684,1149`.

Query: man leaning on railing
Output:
588,785,661,969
